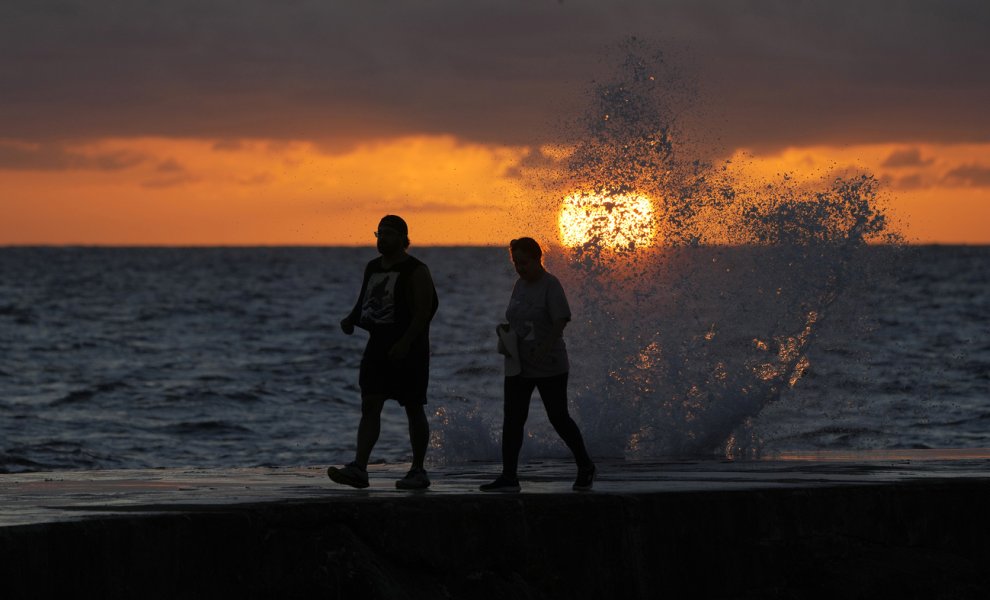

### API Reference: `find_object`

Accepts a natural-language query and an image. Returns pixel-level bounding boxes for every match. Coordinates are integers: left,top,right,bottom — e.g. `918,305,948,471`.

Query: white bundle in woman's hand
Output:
496,323,521,377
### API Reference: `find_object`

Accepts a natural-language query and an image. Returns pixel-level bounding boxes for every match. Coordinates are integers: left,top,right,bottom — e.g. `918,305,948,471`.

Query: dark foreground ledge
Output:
1,459,989,599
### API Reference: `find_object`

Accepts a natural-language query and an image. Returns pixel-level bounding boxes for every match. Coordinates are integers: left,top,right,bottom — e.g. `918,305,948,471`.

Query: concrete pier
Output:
2,451,989,599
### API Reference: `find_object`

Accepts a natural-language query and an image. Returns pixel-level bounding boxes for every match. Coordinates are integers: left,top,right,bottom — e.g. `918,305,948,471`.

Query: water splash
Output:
432,39,901,463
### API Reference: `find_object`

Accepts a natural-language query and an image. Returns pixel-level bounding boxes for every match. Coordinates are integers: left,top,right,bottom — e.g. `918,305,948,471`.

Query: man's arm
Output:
388,265,436,359
341,263,370,335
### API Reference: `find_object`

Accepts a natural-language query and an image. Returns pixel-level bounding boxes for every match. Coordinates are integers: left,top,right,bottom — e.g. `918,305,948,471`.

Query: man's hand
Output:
340,317,355,335
388,338,411,361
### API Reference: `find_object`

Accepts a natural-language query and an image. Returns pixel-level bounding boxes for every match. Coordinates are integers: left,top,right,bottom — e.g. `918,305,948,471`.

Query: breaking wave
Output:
433,39,901,462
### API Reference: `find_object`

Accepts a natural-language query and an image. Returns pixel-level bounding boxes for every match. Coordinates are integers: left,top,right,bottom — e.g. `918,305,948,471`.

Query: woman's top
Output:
505,271,571,377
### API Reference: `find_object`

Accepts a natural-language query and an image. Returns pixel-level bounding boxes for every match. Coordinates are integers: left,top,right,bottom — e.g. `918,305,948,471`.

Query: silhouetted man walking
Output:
328,215,438,490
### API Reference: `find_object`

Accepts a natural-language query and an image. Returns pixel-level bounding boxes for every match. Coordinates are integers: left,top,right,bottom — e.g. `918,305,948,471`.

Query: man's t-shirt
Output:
505,272,571,377
360,270,399,326
349,255,438,359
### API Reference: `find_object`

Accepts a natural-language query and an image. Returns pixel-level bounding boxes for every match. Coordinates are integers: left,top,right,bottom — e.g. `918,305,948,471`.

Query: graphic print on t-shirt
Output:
361,272,398,325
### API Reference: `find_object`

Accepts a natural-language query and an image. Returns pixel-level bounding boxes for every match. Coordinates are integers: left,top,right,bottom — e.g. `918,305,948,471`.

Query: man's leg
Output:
404,404,429,470
355,393,387,468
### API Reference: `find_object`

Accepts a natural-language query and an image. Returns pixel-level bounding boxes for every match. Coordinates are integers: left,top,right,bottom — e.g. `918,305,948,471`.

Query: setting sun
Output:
558,192,656,250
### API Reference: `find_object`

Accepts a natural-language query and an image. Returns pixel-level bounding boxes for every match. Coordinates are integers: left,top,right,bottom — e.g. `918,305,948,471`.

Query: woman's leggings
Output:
501,372,592,477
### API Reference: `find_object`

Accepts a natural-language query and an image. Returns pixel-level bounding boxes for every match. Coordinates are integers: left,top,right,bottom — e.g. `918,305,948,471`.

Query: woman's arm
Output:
529,317,568,361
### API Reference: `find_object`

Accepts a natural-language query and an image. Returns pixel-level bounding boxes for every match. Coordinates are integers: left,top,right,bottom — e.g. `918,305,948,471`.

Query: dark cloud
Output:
394,202,493,214
212,139,244,152
943,164,990,187
0,141,146,171
890,173,933,191
156,158,185,173
237,173,274,186
881,148,934,169
2,1,989,154
504,147,565,179
141,173,199,189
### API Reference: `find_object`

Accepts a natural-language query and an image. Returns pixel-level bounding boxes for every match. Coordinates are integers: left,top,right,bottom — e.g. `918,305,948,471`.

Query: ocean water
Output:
2,44,987,473
0,245,987,473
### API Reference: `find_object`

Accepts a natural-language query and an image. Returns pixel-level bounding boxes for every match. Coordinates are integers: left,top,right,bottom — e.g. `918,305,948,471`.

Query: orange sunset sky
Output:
2,1,989,246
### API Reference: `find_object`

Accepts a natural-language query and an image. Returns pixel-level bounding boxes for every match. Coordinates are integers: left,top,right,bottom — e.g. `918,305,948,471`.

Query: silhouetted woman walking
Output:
481,237,595,492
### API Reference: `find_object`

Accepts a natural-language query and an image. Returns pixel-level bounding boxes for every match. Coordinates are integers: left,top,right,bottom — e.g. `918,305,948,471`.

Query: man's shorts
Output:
359,334,430,406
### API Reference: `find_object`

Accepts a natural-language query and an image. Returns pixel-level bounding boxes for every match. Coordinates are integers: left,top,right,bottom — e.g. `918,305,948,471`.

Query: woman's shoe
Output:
327,461,370,489
572,463,596,491
479,475,521,493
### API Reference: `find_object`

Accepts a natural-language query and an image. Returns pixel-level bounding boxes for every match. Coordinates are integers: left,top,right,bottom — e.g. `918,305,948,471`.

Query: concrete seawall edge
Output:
2,479,989,599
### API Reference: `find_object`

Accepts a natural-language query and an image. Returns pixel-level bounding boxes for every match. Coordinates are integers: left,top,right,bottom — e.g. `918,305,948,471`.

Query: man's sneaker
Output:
479,475,521,493
395,467,431,490
327,462,369,489
573,463,596,491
